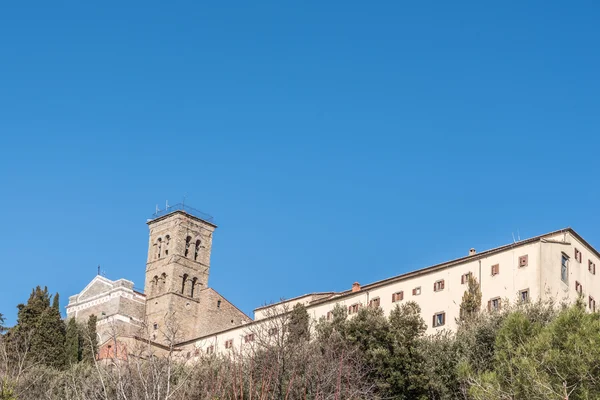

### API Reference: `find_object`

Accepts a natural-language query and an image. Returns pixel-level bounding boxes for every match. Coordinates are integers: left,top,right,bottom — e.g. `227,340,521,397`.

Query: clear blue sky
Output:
1,2,599,325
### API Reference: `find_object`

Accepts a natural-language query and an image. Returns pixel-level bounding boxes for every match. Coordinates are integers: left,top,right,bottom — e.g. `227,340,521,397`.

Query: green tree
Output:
287,303,310,344
385,302,428,399
81,314,98,364
459,274,482,321
65,318,81,365
0,313,5,333
34,293,66,368
12,286,66,368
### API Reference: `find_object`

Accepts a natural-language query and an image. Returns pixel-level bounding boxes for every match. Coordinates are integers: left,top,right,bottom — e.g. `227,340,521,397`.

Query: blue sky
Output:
1,1,599,325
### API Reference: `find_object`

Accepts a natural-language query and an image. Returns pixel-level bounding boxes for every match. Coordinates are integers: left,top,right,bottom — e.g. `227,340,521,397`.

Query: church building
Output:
66,205,600,358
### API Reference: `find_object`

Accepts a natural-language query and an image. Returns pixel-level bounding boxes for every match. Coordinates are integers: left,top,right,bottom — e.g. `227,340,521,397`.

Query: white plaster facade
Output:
183,228,600,356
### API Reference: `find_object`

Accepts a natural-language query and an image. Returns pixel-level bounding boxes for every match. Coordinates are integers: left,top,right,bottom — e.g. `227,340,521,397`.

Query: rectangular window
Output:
575,248,582,263
268,327,278,336
432,312,446,327
225,339,233,349
561,254,569,284
392,291,404,302
576,281,583,294
461,272,472,285
206,345,214,355
433,280,445,292
488,297,501,312
244,334,255,343
589,260,596,275
491,264,500,276
519,289,529,303
348,303,360,314
519,255,528,268
412,287,421,296
326,311,333,321
590,296,596,312
369,297,380,308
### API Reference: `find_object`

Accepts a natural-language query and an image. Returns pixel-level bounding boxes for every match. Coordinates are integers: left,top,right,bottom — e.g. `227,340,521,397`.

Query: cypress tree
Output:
13,287,67,368
459,274,482,321
82,314,98,363
287,303,310,344
33,293,66,368
0,313,5,333
65,318,81,365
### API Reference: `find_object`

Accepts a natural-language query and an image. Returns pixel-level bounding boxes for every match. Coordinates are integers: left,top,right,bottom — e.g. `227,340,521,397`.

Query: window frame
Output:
561,253,570,284
392,291,404,302
589,260,596,275
575,280,583,295
412,287,421,296
575,248,582,263
491,264,500,276
519,255,528,268
519,288,529,303
348,303,361,314
433,279,445,292
432,312,446,327
224,339,233,349
369,297,381,308
244,333,255,343
590,296,596,312
461,272,472,285
488,297,501,312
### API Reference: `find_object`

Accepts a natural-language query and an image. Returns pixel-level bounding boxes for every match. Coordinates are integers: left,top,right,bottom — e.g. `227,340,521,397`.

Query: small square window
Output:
589,260,596,275
491,264,500,276
369,297,380,308
244,334,255,343
206,345,214,355
433,280,445,292
488,297,501,312
224,339,233,349
392,291,404,302
519,255,528,268
590,296,596,312
348,303,360,314
412,287,421,296
461,272,472,285
519,289,529,303
432,312,445,327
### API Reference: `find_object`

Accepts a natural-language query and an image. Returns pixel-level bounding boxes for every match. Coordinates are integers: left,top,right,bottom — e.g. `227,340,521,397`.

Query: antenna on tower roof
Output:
97,265,100,275
512,232,516,243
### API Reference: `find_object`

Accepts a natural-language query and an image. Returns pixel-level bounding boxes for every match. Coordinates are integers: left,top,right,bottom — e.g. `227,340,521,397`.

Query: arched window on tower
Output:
184,236,192,257
152,275,159,295
156,238,162,259
160,273,167,291
194,240,201,261
181,274,188,295
164,235,170,256
191,277,198,298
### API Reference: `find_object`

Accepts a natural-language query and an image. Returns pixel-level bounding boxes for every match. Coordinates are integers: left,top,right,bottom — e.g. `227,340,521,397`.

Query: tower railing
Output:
151,203,215,223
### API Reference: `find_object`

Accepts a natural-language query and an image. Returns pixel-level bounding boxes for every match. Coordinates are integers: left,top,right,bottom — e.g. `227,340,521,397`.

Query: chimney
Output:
469,248,476,256
351,282,361,292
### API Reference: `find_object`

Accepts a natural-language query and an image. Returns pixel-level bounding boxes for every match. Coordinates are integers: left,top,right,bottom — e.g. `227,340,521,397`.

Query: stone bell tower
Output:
144,205,217,343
